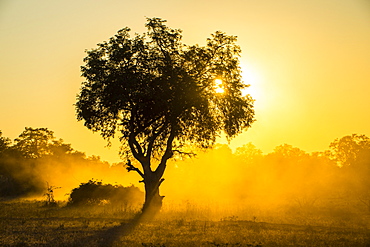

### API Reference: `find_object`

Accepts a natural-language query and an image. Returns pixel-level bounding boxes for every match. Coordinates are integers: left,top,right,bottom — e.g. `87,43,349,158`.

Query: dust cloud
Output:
0,152,140,200
161,139,370,221
1,129,370,224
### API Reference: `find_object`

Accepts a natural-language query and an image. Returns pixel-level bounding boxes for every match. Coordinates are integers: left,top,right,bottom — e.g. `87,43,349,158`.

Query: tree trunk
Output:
140,174,164,221
126,132,172,221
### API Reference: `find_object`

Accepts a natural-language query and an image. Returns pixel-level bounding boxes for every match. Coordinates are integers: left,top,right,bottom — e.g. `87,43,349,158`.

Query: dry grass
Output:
0,200,369,246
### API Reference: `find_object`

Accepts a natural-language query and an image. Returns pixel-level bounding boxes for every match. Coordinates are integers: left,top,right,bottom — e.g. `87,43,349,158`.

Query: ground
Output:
0,200,369,246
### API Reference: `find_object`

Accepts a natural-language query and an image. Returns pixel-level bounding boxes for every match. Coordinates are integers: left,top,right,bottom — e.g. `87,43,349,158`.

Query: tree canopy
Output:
13,127,73,159
329,134,370,167
0,131,11,154
76,18,254,162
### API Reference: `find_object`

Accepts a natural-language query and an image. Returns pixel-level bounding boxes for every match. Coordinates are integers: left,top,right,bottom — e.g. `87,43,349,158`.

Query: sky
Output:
1,0,369,163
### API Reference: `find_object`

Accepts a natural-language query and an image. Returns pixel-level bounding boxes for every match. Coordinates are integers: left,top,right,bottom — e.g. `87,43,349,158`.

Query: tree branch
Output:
125,159,144,179
128,133,144,161
146,121,168,159
172,149,196,158
155,128,176,178
151,29,172,65
163,129,176,161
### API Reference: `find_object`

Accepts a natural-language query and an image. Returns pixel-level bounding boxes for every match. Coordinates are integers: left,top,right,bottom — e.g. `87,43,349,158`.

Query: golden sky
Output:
1,0,369,163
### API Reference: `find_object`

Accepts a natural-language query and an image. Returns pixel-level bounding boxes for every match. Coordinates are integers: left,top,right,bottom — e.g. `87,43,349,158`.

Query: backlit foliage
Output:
76,17,255,161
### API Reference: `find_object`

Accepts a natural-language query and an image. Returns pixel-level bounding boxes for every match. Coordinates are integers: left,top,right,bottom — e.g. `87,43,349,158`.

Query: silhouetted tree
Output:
76,17,255,218
0,130,35,197
329,134,370,167
0,131,11,154
0,128,86,198
13,127,55,159
329,134,370,211
12,127,76,159
0,131,14,197
235,142,263,164
272,144,307,159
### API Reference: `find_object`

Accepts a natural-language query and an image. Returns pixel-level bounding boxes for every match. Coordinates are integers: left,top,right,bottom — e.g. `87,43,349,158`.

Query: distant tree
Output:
13,127,55,159
0,131,11,154
235,142,262,164
261,144,323,204
271,144,307,159
329,134,370,211
0,128,85,198
13,127,74,159
329,134,370,167
76,17,255,217
264,144,308,176
0,131,24,197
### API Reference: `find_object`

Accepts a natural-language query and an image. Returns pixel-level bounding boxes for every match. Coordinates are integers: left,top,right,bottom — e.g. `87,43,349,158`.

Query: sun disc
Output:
215,79,222,86
214,79,224,93
215,87,225,93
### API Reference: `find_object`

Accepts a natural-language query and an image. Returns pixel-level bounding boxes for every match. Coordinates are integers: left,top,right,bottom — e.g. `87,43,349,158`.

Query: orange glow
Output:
214,79,224,94
0,0,369,162
1,4,370,245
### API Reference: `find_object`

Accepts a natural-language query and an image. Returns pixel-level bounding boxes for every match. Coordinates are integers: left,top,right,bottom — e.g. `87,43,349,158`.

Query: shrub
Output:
67,179,144,209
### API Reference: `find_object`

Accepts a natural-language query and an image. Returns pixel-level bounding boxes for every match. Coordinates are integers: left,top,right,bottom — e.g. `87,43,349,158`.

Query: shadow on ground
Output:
69,217,140,247
97,218,140,247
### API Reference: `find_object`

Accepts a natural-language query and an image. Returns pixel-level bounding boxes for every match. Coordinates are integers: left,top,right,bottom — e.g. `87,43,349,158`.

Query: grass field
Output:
1,200,370,246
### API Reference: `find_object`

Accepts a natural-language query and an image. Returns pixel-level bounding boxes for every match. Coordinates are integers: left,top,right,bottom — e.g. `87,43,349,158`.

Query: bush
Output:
67,179,144,209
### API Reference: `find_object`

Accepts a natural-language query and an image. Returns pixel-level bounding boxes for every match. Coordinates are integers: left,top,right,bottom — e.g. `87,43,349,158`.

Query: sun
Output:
240,65,262,100
214,79,225,94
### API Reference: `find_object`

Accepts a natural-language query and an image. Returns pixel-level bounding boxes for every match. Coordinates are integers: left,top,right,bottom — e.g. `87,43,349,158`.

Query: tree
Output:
235,142,263,164
329,134,370,167
271,144,307,159
329,134,370,211
13,127,73,159
13,127,55,159
75,18,255,218
0,131,11,154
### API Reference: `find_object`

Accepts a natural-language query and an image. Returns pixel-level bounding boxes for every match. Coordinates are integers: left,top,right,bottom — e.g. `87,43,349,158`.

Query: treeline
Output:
1,127,370,213
164,134,370,213
0,127,138,202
